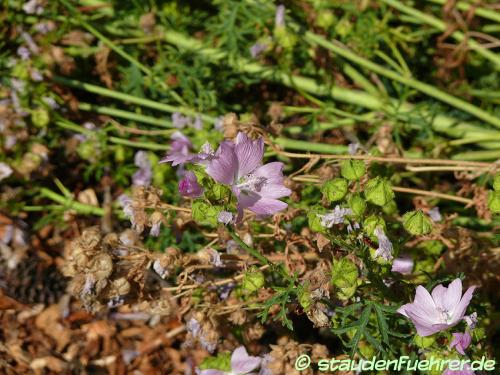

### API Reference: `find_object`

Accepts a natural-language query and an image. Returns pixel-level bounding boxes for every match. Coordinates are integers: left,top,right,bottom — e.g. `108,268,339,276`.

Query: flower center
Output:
236,173,267,192
438,308,453,324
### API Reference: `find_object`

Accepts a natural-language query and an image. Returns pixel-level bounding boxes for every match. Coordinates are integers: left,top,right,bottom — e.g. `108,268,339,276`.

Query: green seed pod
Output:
77,140,97,161
322,178,348,202
307,210,326,233
363,215,386,237
316,10,335,29
348,194,366,217
274,27,297,49
403,210,433,235
341,159,366,181
242,267,265,294
114,145,126,162
364,177,394,206
331,257,358,300
381,199,398,215
493,174,500,191
31,108,50,128
488,191,500,213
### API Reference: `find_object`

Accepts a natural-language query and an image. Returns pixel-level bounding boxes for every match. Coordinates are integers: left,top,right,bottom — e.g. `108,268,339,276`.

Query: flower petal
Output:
238,194,288,216
235,133,264,177
253,162,286,185
198,370,226,375
406,310,442,336
451,286,476,322
259,183,291,199
443,279,463,313
231,346,262,374
206,142,238,185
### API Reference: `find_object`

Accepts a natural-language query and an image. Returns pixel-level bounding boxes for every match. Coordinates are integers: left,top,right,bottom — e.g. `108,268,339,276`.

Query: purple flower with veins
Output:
391,256,413,275
17,46,30,60
398,278,476,337
464,312,477,329
178,171,203,198
206,132,291,218
218,211,234,225
132,151,152,187
198,346,261,375
450,331,472,355
374,227,393,261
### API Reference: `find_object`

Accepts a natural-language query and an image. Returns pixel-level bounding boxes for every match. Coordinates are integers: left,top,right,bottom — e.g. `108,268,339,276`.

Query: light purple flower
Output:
193,116,203,130
150,221,161,237
391,256,413,275
0,162,13,181
398,278,476,337
187,317,217,353
198,346,261,375
172,112,191,129
429,207,442,222
258,354,273,375
34,22,55,34
442,363,475,375
132,151,152,187
160,131,195,166
206,132,291,218
250,43,267,58
348,142,360,155
42,96,58,109
318,206,352,228
217,211,234,225
214,116,224,132
30,69,43,82
178,171,203,198
275,5,286,28
17,46,30,60
450,331,472,355
23,0,44,15
374,227,393,261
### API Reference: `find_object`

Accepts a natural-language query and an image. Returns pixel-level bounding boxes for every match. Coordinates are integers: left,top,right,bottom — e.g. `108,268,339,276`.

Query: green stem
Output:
40,188,105,216
78,102,174,128
108,137,169,150
302,31,500,128
451,149,500,160
273,137,348,154
163,30,500,149
381,0,500,69
426,0,500,24
52,76,214,122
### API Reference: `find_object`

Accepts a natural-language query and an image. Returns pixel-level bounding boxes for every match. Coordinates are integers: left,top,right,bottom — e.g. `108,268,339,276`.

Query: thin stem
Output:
40,188,105,216
302,32,500,128
52,76,215,122
78,102,174,128
382,0,500,69
425,0,500,24
392,187,473,204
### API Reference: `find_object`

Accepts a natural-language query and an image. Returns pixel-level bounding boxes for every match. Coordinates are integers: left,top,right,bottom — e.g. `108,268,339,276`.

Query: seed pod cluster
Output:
62,227,177,315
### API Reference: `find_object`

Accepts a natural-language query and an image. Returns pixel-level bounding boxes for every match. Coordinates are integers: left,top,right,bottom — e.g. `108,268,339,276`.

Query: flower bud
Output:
341,159,366,181
242,267,265,294
381,199,398,215
179,171,203,198
364,177,394,206
31,108,50,128
403,210,433,235
348,194,366,216
322,178,348,202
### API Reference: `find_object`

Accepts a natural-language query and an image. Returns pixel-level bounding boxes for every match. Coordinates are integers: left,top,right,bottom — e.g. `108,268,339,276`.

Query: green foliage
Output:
199,352,231,371
191,200,221,227
242,267,265,294
331,257,358,300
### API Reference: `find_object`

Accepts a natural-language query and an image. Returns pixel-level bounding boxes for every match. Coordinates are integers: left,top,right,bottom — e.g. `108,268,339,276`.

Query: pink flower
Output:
391,257,414,275
398,279,476,336
132,151,152,187
198,346,261,375
450,331,472,355
206,133,291,218
178,171,203,198
160,131,195,166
